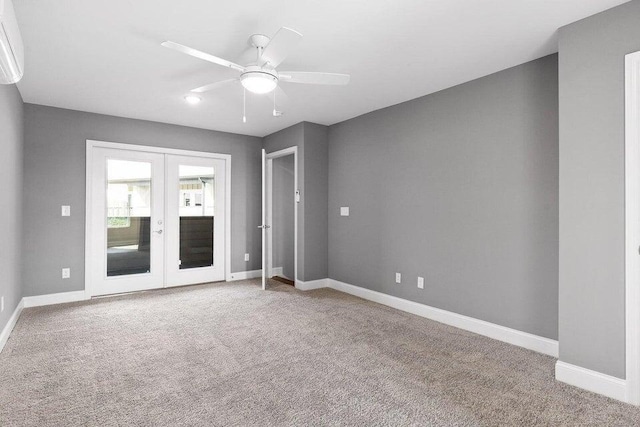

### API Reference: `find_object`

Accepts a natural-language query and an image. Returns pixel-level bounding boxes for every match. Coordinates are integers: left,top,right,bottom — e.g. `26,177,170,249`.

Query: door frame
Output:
85,139,232,297
625,50,640,405
265,146,299,286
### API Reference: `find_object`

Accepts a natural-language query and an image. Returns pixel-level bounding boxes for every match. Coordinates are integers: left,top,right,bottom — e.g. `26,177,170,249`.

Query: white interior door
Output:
166,155,226,286
90,147,165,295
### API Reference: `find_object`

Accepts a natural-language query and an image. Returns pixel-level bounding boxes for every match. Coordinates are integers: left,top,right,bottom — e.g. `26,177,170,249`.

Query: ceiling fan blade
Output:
191,79,238,93
268,86,290,105
261,27,303,68
161,41,245,72
276,86,289,103
279,72,350,85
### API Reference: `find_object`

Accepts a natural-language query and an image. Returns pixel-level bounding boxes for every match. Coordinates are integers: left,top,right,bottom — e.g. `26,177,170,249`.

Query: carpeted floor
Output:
1,280,640,426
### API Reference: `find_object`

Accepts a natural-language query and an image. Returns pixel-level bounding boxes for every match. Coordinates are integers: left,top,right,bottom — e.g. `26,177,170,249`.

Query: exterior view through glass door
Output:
89,145,226,296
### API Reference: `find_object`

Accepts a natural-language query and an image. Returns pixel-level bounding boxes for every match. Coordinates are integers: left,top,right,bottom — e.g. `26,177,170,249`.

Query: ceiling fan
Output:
161,27,350,121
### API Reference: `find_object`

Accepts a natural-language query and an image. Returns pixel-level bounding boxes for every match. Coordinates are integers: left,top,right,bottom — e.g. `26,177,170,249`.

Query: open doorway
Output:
261,146,298,289
270,154,295,285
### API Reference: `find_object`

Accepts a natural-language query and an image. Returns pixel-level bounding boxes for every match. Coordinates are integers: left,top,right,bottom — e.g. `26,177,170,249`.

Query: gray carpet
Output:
1,280,640,426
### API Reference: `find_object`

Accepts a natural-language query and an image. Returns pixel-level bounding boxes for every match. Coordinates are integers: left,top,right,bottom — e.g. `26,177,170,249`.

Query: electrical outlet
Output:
244,253,250,262
62,268,70,279
340,207,350,216
395,272,401,284
1,296,4,312
417,277,424,289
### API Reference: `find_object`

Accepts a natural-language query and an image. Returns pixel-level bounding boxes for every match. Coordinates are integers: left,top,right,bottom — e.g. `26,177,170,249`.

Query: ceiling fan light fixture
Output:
240,71,277,94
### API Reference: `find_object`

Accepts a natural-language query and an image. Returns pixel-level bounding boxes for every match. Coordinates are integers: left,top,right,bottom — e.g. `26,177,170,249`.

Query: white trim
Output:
326,279,559,357
625,50,640,405
1,291,89,353
265,156,272,279
556,361,627,403
271,266,284,277
0,299,24,353
228,269,262,281
266,158,273,279
85,139,233,296
265,147,299,287
85,142,93,297
22,291,89,308
261,149,266,290
225,157,232,282
86,140,232,161
295,278,329,291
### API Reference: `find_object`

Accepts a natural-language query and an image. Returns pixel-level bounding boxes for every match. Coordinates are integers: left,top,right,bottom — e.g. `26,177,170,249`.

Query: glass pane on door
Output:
178,165,215,269
106,159,152,276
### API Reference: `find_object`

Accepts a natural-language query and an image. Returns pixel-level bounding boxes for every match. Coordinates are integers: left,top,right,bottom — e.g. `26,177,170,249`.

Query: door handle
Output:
153,229,163,234
257,225,271,229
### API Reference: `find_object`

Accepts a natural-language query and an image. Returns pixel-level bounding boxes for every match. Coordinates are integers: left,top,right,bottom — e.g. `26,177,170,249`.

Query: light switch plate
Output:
62,268,70,279
244,253,250,262
340,207,350,216
417,277,424,289
61,205,71,216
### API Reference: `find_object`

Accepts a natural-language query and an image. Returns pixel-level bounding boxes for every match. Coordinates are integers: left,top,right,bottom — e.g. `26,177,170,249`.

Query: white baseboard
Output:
22,290,89,308
295,278,330,291
0,299,24,353
228,269,262,281
271,267,283,277
555,361,627,402
2,291,88,353
4,278,628,403
326,279,559,358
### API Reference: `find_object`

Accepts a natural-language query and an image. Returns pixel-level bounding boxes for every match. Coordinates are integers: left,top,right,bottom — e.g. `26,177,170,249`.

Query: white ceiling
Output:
14,0,629,137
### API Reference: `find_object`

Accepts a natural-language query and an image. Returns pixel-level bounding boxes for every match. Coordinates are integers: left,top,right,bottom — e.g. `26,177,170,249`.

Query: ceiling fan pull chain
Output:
273,90,277,116
243,88,247,123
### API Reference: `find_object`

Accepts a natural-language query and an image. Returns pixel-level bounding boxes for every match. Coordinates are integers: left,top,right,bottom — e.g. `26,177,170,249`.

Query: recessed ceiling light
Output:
184,95,201,105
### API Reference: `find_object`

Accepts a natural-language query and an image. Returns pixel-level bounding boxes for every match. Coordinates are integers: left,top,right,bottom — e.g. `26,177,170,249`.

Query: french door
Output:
166,155,226,286
89,145,227,296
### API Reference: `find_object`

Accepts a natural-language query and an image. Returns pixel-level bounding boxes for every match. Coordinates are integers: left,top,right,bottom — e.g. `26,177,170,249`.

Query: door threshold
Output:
271,276,295,286
92,280,225,299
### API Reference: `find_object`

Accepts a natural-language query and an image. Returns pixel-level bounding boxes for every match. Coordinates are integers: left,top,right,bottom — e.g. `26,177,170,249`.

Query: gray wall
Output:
272,155,295,280
328,54,559,339
558,0,640,379
263,122,329,282
23,104,262,297
0,84,24,333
